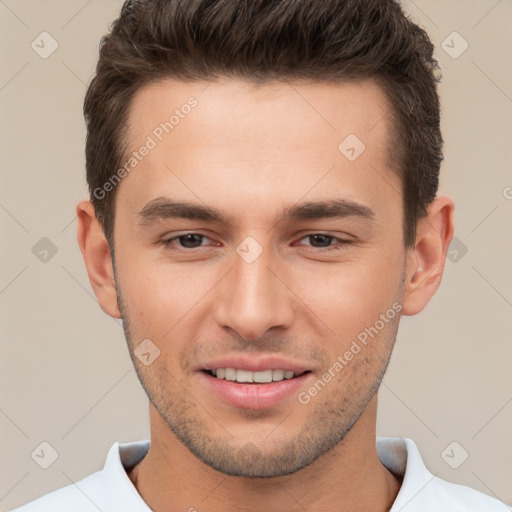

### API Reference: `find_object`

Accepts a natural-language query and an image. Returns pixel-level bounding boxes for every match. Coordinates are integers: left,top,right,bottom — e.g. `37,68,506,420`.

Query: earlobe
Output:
76,200,121,319
401,196,455,316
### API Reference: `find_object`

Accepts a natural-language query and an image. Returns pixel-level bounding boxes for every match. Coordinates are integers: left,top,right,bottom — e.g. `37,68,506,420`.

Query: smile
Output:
206,368,310,383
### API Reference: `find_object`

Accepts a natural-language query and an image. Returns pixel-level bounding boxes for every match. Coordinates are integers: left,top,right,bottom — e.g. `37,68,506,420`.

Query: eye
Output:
160,232,351,253
296,233,351,252
161,233,214,250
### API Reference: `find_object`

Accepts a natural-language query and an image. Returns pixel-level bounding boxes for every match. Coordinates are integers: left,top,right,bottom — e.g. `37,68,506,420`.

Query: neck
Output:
129,396,401,512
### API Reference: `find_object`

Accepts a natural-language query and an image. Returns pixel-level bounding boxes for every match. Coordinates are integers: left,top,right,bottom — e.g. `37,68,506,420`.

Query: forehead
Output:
126,77,391,151
118,77,399,227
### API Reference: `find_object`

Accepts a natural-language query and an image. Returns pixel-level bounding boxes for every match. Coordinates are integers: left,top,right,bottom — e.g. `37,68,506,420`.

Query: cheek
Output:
117,251,220,334
116,232,404,345
294,251,403,336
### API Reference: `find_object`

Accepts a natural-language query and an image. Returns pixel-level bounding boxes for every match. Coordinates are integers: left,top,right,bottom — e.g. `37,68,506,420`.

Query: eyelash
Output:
160,233,351,252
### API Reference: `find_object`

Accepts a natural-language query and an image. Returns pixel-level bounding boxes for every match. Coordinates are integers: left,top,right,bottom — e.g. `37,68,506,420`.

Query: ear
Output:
401,195,455,316
76,200,121,318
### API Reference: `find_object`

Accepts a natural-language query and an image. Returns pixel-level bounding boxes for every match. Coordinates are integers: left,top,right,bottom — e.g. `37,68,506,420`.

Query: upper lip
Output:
201,355,312,373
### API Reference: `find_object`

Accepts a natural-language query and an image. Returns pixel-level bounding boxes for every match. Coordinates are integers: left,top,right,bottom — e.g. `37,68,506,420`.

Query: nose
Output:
213,241,296,341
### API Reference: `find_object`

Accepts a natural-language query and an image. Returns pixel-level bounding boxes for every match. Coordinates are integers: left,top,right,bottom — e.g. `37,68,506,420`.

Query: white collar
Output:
105,437,504,511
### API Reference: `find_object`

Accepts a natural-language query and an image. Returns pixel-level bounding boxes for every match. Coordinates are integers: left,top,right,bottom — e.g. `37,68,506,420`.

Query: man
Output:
13,0,509,510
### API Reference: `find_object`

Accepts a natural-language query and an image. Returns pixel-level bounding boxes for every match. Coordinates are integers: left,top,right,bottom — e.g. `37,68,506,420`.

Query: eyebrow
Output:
137,196,375,227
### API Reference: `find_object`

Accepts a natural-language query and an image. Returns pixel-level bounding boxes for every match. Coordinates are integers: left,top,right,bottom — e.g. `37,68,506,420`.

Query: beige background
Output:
1,0,511,509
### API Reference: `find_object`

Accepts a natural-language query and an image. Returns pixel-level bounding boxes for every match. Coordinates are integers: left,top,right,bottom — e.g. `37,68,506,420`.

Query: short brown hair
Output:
84,0,442,247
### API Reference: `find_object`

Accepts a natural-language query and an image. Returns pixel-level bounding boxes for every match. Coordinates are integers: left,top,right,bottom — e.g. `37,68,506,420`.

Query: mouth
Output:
200,366,314,410
203,368,311,383
199,355,315,409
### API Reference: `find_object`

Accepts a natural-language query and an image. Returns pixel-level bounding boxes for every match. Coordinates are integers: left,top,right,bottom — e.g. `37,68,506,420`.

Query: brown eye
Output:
306,234,335,248
162,233,211,250
176,234,205,248
297,234,351,252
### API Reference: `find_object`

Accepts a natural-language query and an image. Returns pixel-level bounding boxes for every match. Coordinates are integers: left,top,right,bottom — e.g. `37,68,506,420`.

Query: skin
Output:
77,78,454,512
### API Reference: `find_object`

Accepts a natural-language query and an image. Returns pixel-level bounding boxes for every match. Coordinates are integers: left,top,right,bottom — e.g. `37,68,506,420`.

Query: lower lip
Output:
200,371,312,410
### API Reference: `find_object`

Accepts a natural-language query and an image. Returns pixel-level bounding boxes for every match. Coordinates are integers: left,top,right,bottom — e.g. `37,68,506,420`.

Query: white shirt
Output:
12,437,510,511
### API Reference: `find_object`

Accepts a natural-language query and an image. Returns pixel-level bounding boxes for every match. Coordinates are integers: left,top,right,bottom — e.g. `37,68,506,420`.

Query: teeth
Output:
210,368,300,383
225,368,237,381
253,370,273,383
272,369,284,381
236,369,253,383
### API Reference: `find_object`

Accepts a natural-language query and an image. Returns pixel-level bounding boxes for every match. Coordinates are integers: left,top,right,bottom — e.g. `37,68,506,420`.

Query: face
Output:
112,78,407,477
